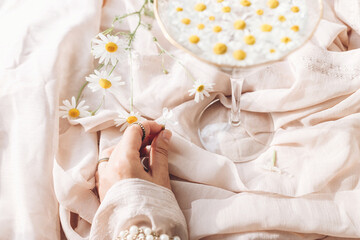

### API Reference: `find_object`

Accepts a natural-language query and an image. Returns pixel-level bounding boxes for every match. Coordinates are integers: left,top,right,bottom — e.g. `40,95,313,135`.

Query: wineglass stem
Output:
230,76,244,127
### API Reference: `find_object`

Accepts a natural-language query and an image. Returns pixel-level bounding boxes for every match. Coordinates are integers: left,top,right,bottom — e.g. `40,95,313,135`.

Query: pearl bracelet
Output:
117,225,181,240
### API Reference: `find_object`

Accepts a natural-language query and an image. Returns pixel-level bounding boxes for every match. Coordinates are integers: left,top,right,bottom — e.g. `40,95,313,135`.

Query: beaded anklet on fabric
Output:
117,225,181,240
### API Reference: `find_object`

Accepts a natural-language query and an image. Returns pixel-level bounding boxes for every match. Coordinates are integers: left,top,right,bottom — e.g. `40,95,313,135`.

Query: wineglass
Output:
197,68,275,162
155,0,323,162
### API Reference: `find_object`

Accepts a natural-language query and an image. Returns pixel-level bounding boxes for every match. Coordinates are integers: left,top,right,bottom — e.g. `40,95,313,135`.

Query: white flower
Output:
156,108,176,126
59,96,90,120
92,33,127,66
260,162,282,174
212,4,238,21
258,150,293,177
114,111,143,132
188,79,215,103
86,70,124,96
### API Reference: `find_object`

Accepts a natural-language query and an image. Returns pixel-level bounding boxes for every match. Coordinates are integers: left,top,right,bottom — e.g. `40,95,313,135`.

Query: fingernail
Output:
162,129,172,142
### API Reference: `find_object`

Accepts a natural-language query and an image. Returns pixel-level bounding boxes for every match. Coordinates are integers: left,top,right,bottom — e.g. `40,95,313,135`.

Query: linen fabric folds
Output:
1,0,360,239
89,179,188,240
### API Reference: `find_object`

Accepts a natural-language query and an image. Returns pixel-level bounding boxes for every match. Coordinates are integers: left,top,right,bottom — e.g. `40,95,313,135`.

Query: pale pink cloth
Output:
90,179,187,240
1,0,360,239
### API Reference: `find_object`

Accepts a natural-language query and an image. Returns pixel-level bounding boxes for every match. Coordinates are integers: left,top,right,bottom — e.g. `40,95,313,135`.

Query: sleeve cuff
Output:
90,178,188,240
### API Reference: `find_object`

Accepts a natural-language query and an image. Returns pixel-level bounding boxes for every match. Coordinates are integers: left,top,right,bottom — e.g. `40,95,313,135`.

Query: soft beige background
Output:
1,0,360,239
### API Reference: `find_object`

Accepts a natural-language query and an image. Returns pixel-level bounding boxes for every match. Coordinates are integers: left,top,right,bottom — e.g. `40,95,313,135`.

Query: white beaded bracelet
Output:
117,225,181,240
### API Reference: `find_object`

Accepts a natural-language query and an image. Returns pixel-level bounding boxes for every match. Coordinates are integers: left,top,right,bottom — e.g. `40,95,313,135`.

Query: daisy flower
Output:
156,108,176,126
212,3,238,22
92,33,127,66
114,111,143,132
188,79,215,103
86,70,124,96
59,96,90,121
260,162,282,174
258,150,292,177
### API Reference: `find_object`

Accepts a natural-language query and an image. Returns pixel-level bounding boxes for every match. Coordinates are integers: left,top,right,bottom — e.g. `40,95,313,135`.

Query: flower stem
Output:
129,50,134,112
153,38,197,82
272,150,277,167
128,3,147,47
113,12,139,25
76,81,89,105
101,27,114,36
108,60,119,76
92,95,105,115
161,54,168,74
113,0,148,48
115,0,148,113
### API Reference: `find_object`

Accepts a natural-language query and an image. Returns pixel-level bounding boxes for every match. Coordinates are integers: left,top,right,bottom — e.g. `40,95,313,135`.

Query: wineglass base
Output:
198,99,274,162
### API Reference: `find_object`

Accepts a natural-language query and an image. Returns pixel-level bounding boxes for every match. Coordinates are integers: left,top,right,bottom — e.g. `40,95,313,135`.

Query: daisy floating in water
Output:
114,111,143,132
92,33,126,66
86,70,124,96
188,79,215,103
59,96,90,121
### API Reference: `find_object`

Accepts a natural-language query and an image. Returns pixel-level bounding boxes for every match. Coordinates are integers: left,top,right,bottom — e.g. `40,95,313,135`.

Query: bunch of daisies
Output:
59,0,215,130
59,32,127,122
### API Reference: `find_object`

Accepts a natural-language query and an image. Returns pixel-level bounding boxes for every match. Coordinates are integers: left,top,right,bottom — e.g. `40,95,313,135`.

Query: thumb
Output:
150,130,172,187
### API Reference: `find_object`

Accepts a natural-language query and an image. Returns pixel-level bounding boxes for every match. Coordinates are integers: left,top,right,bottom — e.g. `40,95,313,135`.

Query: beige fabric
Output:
0,0,102,239
90,178,187,240
1,0,360,239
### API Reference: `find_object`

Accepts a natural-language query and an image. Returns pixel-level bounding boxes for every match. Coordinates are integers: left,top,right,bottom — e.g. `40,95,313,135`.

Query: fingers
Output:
96,123,173,202
97,146,114,183
149,129,172,189
97,147,114,175
109,121,164,173
121,121,164,152
99,146,115,159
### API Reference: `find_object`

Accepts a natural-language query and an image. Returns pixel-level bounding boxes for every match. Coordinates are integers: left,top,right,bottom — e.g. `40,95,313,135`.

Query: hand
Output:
96,121,172,202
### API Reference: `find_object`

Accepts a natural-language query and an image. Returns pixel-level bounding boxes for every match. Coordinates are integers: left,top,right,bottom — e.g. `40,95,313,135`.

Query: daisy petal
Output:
98,33,108,42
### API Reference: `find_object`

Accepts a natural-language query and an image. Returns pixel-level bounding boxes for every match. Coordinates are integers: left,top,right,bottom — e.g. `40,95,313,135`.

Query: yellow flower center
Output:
233,50,246,60
291,6,300,13
213,43,227,55
267,0,279,9
278,15,286,22
234,20,246,30
244,35,256,45
99,78,112,89
195,3,207,11
222,6,231,12
181,18,191,25
291,25,299,32
256,9,264,15
281,37,292,44
68,108,80,118
105,42,118,53
209,16,215,21
240,0,251,7
197,85,205,92
213,26,222,33
261,24,273,32
217,0,224,2
270,49,276,53
176,7,183,12
197,23,205,30
126,116,138,124
189,35,200,44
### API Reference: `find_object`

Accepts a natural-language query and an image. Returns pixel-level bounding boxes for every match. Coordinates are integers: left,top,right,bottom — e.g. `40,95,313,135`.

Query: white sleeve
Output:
89,178,188,240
